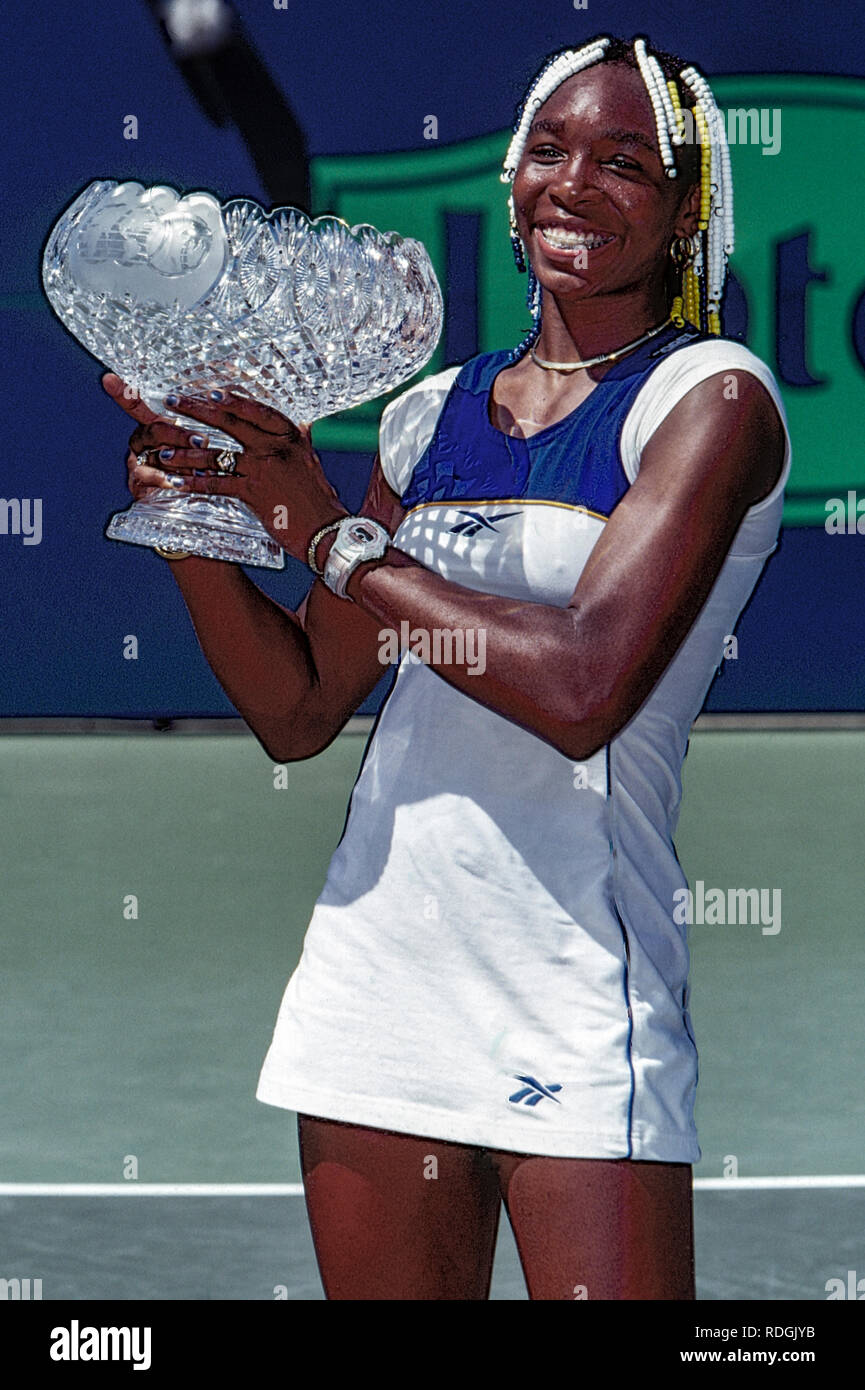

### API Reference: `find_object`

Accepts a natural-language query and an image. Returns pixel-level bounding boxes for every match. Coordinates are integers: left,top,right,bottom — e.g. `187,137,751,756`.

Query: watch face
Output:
347,521,377,544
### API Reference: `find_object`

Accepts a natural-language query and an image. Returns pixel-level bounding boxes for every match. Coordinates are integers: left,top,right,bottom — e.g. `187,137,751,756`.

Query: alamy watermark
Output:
825,492,865,533
673,880,782,935
50,1321,151,1370
826,1270,865,1299
1,1277,42,1300
378,621,487,675
0,498,42,545
680,106,782,156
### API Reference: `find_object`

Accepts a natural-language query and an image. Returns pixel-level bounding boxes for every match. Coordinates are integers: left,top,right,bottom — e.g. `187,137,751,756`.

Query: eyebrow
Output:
599,128,659,156
527,120,659,158
528,118,566,135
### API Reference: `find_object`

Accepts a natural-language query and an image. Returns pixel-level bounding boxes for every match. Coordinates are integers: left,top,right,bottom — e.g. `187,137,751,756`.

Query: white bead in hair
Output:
501,39,736,340
680,65,735,252
500,38,612,183
679,63,735,323
633,38,678,176
645,50,684,150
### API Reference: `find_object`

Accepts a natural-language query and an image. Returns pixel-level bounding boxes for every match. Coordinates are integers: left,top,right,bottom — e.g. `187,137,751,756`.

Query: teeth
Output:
539,226,613,250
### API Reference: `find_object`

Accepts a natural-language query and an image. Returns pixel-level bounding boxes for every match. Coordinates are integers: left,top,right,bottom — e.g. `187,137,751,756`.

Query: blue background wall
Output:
1,0,863,715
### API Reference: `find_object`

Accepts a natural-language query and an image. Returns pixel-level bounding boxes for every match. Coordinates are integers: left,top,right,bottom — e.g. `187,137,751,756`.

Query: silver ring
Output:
135,450,151,467
215,449,238,474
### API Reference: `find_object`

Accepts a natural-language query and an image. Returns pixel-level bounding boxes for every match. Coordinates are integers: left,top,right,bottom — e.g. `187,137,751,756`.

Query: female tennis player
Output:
103,34,790,1299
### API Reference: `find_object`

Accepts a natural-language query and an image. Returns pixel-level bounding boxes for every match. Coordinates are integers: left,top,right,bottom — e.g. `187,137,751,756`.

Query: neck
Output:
533,281,671,365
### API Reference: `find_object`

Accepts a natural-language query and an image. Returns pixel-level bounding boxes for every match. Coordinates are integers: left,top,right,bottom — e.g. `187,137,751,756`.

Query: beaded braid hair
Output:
501,34,734,362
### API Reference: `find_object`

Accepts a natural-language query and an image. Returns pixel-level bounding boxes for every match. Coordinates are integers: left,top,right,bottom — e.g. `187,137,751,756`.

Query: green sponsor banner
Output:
311,76,865,528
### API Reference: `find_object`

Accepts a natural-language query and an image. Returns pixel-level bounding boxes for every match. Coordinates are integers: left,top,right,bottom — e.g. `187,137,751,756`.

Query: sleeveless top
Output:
256,325,792,1162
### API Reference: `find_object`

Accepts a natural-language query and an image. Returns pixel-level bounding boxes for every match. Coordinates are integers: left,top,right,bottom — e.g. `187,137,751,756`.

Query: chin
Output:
532,266,596,297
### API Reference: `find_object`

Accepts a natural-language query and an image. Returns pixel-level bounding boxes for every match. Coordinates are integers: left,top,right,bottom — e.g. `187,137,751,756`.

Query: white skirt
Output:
256,661,700,1163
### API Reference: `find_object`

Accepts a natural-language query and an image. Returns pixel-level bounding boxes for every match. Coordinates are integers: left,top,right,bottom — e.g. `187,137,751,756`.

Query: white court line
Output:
2,1177,865,1196
0,1184,306,1197
696,1176,865,1191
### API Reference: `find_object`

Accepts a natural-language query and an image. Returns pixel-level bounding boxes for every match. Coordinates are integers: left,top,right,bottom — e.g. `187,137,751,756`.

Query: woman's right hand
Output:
101,372,221,502
125,444,177,502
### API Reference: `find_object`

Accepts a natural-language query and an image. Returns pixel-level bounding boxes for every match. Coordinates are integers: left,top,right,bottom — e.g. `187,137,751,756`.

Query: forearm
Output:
164,555,318,755
346,548,599,759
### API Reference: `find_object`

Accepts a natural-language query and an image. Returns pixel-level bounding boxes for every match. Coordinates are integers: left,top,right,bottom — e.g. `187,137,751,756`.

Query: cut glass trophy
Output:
41,181,443,568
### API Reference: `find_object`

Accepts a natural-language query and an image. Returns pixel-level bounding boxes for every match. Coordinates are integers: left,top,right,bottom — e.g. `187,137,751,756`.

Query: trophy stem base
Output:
106,491,285,570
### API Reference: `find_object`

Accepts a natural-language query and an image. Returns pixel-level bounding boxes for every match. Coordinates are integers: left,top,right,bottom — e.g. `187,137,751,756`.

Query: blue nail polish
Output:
166,475,186,489
159,448,175,461
209,390,224,402
189,435,205,449
164,394,179,407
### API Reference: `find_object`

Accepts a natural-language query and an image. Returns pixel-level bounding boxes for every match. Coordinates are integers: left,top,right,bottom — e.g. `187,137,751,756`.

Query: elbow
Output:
539,618,621,761
250,714,327,764
259,732,327,764
255,709,346,764
258,738,311,765
552,720,612,764
546,670,623,763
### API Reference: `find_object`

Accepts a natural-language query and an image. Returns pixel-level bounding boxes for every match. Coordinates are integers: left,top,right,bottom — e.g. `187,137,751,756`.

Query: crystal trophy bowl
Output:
41,180,444,568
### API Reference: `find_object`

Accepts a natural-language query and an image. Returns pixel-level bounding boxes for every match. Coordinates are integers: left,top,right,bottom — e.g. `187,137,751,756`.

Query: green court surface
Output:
1,726,863,1299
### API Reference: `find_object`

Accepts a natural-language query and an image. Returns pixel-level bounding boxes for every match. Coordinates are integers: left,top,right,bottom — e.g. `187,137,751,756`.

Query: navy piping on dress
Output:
606,742,636,1158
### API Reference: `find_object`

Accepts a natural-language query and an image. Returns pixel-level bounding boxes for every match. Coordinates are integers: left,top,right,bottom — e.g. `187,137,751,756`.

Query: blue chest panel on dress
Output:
401,326,705,516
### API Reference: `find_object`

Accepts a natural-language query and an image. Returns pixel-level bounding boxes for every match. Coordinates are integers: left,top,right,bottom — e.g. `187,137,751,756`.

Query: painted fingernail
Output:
209,390,224,401
164,394,179,407
189,435,206,449
166,475,186,489
159,448,175,461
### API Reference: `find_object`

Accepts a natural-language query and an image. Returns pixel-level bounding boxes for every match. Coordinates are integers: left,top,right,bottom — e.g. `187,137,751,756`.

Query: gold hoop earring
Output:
669,235,696,329
669,235,695,269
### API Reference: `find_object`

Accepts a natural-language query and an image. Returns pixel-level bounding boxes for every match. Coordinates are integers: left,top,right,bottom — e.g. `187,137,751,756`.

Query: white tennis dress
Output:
256,328,792,1162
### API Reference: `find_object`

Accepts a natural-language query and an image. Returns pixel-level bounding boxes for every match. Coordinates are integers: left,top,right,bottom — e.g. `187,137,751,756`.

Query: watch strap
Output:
322,517,391,599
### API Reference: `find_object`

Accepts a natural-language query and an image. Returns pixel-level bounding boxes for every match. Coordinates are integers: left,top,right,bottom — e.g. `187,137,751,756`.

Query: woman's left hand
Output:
105,375,349,562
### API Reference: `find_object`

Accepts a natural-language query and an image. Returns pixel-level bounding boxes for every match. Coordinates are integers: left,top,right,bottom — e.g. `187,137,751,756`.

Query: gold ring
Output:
154,545,192,561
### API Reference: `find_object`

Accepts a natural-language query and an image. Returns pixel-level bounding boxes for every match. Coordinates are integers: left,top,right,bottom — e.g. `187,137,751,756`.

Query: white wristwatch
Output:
321,516,391,598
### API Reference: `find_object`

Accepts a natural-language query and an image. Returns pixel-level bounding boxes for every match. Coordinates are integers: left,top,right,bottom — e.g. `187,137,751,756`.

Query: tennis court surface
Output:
2,720,863,1299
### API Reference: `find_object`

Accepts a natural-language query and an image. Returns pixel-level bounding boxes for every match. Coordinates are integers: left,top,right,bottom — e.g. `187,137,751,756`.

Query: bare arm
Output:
109,368,784,765
106,372,407,761
164,460,406,760
339,371,786,760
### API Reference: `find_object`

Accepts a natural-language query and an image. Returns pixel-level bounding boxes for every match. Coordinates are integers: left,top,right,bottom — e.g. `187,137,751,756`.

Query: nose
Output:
545,151,602,207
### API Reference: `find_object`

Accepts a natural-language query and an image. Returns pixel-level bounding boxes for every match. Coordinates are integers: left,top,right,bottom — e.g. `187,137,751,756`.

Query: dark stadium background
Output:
2,0,862,716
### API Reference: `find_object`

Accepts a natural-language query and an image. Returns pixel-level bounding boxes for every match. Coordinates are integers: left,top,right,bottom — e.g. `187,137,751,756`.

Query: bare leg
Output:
488,1151,695,1301
297,1114,502,1300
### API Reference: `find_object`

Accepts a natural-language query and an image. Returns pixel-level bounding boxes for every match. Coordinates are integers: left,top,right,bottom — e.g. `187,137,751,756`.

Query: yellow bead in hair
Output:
666,85,720,339
693,104,712,230
666,79,685,142
684,267,701,330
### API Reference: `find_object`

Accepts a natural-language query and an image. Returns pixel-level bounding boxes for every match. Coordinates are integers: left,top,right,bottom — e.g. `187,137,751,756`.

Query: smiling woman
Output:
103,32,790,1301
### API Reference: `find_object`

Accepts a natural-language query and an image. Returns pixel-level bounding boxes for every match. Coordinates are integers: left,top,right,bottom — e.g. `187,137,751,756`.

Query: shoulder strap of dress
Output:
620,338,791,494
377,365,462,496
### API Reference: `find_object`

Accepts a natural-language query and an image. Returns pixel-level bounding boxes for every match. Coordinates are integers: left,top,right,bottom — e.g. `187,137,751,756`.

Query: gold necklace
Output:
530,315,673,372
